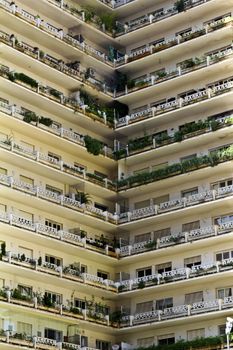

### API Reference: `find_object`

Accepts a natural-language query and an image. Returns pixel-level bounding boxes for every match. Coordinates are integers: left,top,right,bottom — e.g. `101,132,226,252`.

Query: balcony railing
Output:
119,185,233,223
0,288,112,327
121,295,233,327
115,0,212,36
0,210,118,257
0,174,118,224
117,258,233,292
0,30,114,97
0,0,114,67
0,332,83,349
1,251,117,292
119,221,233,257
117,145,233,190
0,64,114,126
114,113,233,159
115,16,232,66
116,44,233,96
0,286,232,329
116,78,233,127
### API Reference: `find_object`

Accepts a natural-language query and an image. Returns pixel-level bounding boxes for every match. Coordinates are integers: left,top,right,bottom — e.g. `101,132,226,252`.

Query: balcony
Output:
0,99,115,160
115,16,233,66
1,251,117,293
116,79,233,128
0,30,114,99
115,45,233,99
120,221,233,257
117,145,233,190
0,174,118,225
117,258,233,292
0,0,115,69
121,297,233,328
115,0,213,37
0,64,115,127
0,288,113,329
114,113,233,159
0,211,118,258
0,332,82,349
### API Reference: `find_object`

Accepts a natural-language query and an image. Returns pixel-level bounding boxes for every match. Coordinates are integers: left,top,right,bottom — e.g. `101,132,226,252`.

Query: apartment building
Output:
0,0,233,349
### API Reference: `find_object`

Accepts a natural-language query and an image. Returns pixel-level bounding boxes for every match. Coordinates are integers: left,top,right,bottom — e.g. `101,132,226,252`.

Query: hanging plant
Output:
84,135,103,155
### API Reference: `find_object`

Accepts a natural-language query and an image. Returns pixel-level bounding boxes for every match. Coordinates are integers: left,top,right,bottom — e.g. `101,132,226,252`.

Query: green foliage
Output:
138,281,145,289
144,240,157,249
128,136,151,152
75,191,92,205
99,13,117,32
42,294,54,307
174,0,185,12
135,336,224,350
23,111,38,123
83,6,95,22
117,146,233,189
14,72,38,88
49,88,61,99
84,135,103,155
39,116,53,127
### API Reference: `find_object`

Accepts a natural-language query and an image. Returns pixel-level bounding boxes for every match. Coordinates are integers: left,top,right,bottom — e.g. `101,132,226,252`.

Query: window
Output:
151,162,168,172
95,304,109,315
131,44,147,54
204,13,231,26
180,154,197,162
134,232,151,243
45,254,62,266
182,221,200,232
137,337,154,347
176,27,192,37
81,264,87,273
74,298,86,310
45,291,62,304
48,152,61,162
0,203,6,212
44,328,62,342
20,141,35,152
19,210,33,222
74,162,86,172
0,167,7,175
45,219,62,231
46,185,62,196
185,291,203,304
97,270,109,280
20,175,34,186
18,284,32,297
214,214,233,226
94,171,107,179
18,246,33,258
136,266,152,278
134,199,150,210
153,195,169,206
133,167,149,175
216,249,233,262
156,262,172,274
211,178,233,191
187,329,205,341
184,255,201,268
95,203,108,212
149,37,164,46
154,228,171,240
157,334,175,345
17,322,32,337
217,287,232,299
0,278,5,288
181,187,198,198
136,301,153,313
96,340,111,350
156,298,173,310
219,325,227,336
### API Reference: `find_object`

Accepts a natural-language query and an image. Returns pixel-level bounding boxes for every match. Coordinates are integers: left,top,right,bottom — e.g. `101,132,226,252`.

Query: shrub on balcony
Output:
98,13,117,32
23,111,38,124
155,133,171,145
110,310,124,326
0,242,6,260
144,240,157,249
75,191,92,205
12,288,31,301
14,72,38,88
42,294,54,308
138,281,145,289
83,6,95,22
49,88,61,99
174,0,185,12
128,135,151,152
39,116,53,127
84,135,103,155
114,149,127,159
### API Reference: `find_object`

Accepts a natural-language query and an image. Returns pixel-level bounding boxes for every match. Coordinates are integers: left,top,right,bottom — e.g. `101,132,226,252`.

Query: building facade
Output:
0,0,233,349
